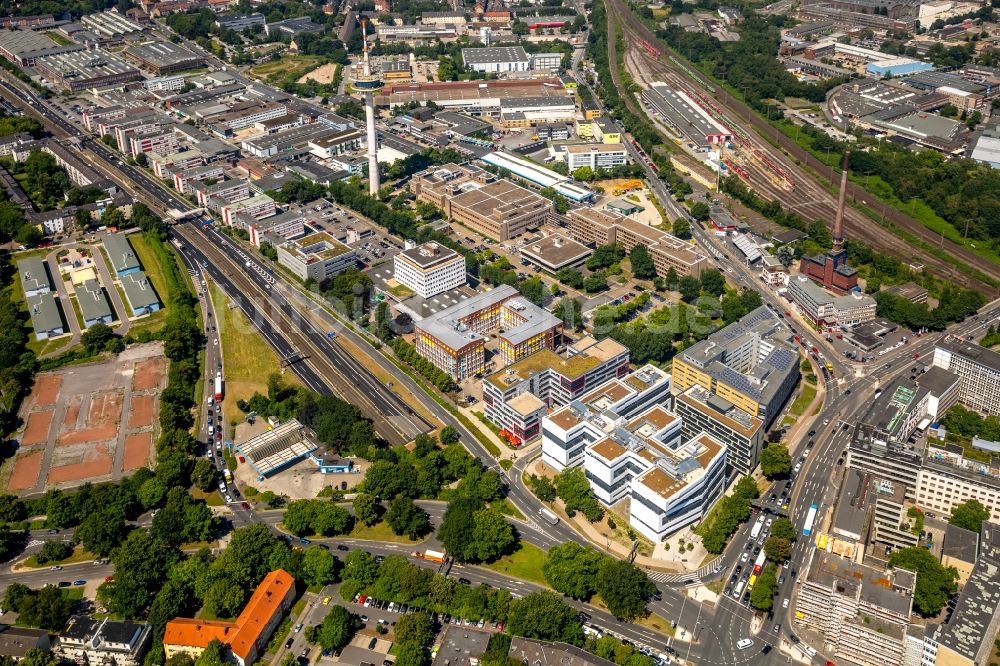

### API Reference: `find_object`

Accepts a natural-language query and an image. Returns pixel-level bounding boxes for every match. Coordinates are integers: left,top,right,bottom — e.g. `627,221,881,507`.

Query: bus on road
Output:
803,503,818,537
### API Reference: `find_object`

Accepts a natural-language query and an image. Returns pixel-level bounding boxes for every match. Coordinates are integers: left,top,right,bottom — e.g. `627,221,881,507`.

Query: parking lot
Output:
301,199,403,270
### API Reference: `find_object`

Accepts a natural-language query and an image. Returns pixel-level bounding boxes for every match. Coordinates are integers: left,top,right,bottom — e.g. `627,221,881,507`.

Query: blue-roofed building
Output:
866,58,934,78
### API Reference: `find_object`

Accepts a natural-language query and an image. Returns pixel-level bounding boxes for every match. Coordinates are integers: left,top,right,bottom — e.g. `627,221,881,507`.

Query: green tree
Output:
770,517,796,542
35,540,72,564
699,268,726,297
552,297,583,331
764,536,791,562
469,509,516,562
671,217,691,239
888,547,958,616
395,612,435,648
342,550,379,588
555,467,604,521
74,507,127,557
629,244,657,280
318,605,357,651
16,586,72,630
386,497,431,539
301,545,340,587
949,499,990,532
572,166,594,182
507,592,584,645
81,323,116,353
556,267,584,290
750,563,778,611
760,444,791,479
437,497,481,562
107,529,179,619
194,640,226,666
353,493,381,527
439,426,460,445
689,201,710,221
190,458,217,492
596,559,656,621
677,275,701,302
543,543,602,599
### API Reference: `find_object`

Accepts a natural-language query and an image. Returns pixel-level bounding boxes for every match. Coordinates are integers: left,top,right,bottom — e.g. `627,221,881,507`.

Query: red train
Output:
724,159,750,180
638,39,660,57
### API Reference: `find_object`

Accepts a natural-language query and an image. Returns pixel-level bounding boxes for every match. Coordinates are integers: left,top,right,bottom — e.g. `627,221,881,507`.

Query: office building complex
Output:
567,207,707,278
787,275,876,327
541,363,671,469
276,232,356,283
393,241,466,299
415,284,562,381
164,570,294,666
411,164,551,241
486,337,633,446
674,385,764,476
932,339,1000,415
853,367,960,448
796,551,919,666
672,306,799,431
541,371,726,540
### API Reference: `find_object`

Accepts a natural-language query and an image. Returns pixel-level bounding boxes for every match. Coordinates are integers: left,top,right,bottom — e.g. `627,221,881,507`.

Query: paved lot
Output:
8,343,167,494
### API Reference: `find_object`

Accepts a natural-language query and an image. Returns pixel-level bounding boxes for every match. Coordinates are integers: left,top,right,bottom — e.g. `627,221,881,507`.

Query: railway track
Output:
174,223,429,447
603,0,1000,294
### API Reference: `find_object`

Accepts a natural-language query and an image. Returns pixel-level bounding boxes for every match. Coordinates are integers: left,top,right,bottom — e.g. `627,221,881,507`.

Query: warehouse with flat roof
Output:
461,46,529,72
124,40,205,74
34,49,141,92
0,29,83,66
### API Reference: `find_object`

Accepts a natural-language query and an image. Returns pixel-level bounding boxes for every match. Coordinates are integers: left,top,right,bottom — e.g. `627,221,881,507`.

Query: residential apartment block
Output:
932,339,1000,415
672,306,799,432
164,570,294,666
567,207,707,278
796,550,920,666
411,163,551,241
393,241,466,299
415,284,562,381
486,337,634,446
221,194,276,226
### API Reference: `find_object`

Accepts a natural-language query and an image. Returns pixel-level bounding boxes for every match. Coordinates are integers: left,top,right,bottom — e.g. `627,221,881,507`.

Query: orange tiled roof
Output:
163,569,295,661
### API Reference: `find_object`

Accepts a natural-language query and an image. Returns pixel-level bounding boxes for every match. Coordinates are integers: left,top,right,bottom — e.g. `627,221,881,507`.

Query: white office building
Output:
392,241,466,299
546,392,726,541
562,143,629,171
932,339,1000,415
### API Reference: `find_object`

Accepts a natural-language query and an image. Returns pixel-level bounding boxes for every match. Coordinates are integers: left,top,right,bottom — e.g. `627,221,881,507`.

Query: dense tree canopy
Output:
888,547,958,616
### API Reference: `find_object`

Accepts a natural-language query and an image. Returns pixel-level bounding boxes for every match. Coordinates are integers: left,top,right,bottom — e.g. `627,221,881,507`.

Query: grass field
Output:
348,520,421,544
250,55,324,84
480,542,548,586
191,488,224,506
788,382,817,418
590,594,675,636
128,234,173,307
209,282,299,423
23,546,93,568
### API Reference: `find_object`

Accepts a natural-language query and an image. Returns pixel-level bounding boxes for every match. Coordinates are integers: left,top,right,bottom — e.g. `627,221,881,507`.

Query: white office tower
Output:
351,19,382,196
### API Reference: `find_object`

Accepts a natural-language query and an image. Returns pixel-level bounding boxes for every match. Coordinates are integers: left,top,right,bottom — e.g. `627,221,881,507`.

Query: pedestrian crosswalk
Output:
647,558,722,587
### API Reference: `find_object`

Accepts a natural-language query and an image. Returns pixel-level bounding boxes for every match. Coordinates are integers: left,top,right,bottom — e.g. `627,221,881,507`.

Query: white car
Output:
782,598,789,609
736,639,754,650
740,552,749,563
793,462,802,473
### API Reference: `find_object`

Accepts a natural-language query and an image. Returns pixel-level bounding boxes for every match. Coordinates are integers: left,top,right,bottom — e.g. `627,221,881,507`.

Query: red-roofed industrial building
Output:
163,570,295,666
